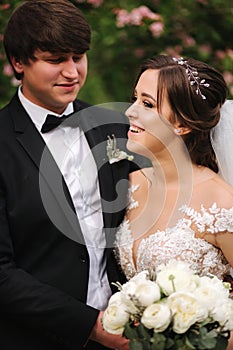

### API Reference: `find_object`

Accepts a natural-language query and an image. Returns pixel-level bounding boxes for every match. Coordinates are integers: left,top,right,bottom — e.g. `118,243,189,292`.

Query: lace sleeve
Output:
180,203,233,234
127,184,139,211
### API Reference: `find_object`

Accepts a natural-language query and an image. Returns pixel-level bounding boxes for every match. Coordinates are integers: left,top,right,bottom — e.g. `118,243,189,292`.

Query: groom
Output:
0,1,136,349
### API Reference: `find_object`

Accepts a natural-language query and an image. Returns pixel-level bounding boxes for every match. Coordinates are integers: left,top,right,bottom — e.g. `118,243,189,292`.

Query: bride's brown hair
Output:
134,55,228,172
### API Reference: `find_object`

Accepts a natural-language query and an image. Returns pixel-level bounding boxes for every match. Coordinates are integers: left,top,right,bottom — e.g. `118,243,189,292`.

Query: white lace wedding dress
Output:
115,186,233,281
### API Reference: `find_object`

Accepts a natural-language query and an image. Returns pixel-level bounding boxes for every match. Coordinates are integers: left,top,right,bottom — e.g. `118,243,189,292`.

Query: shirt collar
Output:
18,86,74,131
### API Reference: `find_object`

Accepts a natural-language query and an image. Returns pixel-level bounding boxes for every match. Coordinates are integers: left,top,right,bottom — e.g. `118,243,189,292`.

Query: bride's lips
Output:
128,123,145,134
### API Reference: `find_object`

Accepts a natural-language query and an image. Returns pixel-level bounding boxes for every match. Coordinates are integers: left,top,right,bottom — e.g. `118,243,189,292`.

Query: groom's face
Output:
11,50,88,114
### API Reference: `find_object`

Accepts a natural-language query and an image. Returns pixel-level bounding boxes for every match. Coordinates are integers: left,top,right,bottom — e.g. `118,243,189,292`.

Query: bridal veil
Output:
211,99,233,187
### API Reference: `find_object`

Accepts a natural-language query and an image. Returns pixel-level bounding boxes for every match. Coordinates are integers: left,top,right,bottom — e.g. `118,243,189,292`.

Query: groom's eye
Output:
47,57,64,63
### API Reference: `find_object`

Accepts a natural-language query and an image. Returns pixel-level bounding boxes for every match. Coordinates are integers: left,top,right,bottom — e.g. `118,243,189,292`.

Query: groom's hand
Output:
89,311,129,350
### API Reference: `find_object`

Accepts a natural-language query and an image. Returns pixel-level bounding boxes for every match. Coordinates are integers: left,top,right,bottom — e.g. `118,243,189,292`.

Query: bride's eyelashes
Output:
130,95,137,103
143,100,154,108
130,95,155,109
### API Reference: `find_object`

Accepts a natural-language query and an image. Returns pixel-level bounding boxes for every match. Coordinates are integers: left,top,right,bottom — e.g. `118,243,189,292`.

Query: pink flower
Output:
130,9,143,26
226,49,233,59
1,4,10,10
165,46,183,56
87,0,103,7
223,71,233,84
137,6,161,21
115,9,131,27
3,63,13,77
182,35,196,47
114,6,162,28
149,21,164,37
215,50,225,60
199,44,212,54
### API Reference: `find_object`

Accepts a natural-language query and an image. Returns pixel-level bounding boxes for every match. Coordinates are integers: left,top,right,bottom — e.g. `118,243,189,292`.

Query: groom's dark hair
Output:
3,0,91,80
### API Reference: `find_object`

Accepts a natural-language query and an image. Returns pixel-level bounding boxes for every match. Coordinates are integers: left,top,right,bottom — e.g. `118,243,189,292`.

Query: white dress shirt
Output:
18,88,112,309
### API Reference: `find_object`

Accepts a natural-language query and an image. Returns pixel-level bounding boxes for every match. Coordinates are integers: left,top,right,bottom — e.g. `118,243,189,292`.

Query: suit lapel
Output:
9,95,85,244
74,102,115,230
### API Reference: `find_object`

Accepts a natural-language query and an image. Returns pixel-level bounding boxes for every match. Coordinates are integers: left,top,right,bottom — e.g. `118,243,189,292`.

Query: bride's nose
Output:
125,103,138,119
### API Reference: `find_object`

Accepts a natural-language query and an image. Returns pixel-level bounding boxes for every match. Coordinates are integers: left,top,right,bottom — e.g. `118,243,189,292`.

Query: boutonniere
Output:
106,134,134,164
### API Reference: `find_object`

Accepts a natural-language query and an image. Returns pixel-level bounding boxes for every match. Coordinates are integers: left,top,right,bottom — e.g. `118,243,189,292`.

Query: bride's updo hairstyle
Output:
134,54,228,172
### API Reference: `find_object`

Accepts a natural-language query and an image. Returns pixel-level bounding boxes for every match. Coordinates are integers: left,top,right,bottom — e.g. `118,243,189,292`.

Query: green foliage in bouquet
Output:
123,320,229,350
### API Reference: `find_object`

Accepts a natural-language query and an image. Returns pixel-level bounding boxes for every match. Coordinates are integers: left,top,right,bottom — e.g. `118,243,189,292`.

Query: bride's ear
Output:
11,56,24,75
173,122,191,136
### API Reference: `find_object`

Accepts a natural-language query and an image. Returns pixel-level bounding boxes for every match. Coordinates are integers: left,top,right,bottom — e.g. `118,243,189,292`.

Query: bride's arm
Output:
215,232,233,268
208,175,233,267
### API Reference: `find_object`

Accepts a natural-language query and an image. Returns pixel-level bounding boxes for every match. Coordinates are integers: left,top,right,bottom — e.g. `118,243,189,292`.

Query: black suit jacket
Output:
0,94,137,350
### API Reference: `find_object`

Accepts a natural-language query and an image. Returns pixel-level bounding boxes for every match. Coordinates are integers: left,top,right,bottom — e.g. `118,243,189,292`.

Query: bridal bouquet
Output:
102,261,233,350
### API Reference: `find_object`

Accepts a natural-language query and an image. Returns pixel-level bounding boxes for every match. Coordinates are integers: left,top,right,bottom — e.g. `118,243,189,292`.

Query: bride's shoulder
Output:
212,172,233,194
129,167,153,186
200,170,233,209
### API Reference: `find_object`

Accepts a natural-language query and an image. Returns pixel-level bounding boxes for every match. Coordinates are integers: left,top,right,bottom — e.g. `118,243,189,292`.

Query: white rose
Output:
120,271,153,313
130,270,150,283
224,299,233,330
200,275,230,297
194,276,230,313
156,260,199,296
168,292,208,334
102,301,130,335
108,292,122,305
121,280,139,314
211,297,233,330
134,280,161,307
121,280,137,296
141,301,171,332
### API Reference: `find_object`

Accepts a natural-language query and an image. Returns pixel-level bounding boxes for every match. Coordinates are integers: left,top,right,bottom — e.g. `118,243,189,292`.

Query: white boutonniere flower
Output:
106,134,134,164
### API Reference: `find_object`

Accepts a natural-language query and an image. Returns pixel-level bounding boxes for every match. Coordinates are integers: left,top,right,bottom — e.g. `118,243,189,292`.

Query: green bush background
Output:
0,0,232,108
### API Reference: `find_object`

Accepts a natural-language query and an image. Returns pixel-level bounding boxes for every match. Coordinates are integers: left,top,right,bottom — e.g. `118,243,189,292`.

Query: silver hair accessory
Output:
172,57,210,100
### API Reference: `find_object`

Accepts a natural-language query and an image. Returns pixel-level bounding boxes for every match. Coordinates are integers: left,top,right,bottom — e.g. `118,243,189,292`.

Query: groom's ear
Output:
11,56,24,74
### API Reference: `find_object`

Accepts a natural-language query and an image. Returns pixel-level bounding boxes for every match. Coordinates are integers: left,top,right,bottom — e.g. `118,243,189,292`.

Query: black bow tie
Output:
41,114,72,133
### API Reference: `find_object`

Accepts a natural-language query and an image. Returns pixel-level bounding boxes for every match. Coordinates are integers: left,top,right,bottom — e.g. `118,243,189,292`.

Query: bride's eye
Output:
130,95,137,103
143,100,154,108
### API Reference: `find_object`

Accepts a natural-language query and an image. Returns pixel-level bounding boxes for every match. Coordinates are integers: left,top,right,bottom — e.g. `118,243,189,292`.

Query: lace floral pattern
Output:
127,184,139,210
180,203,233,234
115,188,231,281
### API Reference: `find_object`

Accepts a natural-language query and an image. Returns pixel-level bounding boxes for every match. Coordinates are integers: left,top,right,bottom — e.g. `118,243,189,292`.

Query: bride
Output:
114,55,233,349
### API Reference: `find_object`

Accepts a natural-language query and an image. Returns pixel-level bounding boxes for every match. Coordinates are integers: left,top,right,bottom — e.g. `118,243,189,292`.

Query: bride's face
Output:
125,69,176,159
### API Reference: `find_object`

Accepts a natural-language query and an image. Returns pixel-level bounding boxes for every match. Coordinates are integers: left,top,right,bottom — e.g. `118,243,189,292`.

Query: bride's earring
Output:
174,128,182,135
